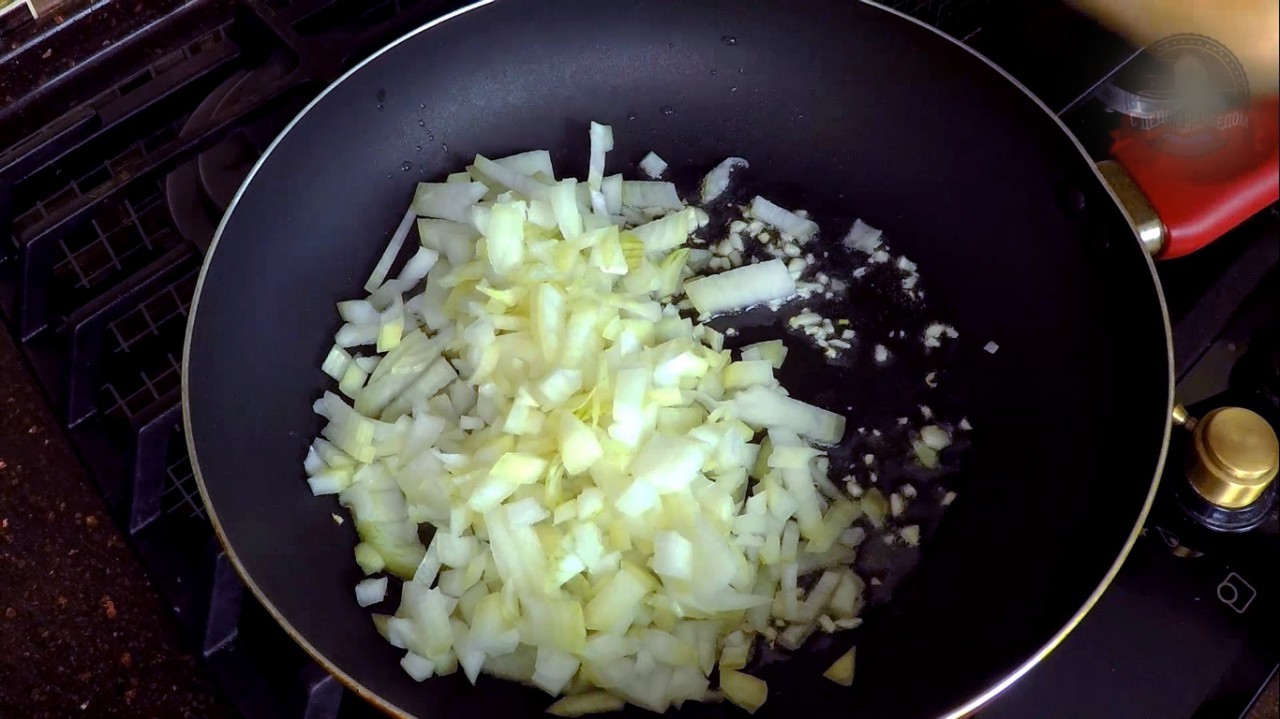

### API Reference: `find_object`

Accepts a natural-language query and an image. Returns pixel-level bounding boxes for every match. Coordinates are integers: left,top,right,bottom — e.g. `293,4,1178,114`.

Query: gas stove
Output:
1,1,1276,718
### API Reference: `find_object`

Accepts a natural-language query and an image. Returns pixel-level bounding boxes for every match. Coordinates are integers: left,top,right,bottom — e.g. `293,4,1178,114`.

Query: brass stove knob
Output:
1186,407,1279,509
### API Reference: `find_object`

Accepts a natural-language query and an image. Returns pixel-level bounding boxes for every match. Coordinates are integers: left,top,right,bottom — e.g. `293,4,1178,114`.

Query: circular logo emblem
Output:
1117,34,1251,157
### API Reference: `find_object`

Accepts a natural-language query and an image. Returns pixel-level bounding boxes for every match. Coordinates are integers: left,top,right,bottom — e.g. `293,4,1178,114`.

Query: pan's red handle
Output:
1108,97,1279,259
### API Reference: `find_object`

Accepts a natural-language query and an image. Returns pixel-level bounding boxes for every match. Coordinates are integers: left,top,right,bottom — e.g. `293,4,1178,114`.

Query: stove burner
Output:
164,59,301,251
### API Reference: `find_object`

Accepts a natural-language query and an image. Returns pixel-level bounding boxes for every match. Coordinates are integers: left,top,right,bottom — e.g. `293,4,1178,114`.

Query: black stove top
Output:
1,2,1276,718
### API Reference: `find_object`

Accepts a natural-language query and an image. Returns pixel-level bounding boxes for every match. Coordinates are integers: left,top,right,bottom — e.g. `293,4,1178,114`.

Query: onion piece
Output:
602,174,623,215
335,322,378,348
322,345,354,380
492,149,555,180
484,200,527,275
842,219,882,253
777,622,814,650
740,340,787,369
368,247,440,310
700,157,748,204
719,670,767,714
639,152,668,179
548,179,584,241
401,652,436,682
797,569,841,623
416,219,479,268
621,181,682,210
412,182,488,223
338,361,369,398
365,209,418,292
828,570,864,618
472,155,548,201
587,122,613,191
307,471,351,496
355,577,388,607
920,425,952,450
823,647,856,686
651,531,694,579
733,386,845,445
377,295,405,352
747,196,818,242
338,300,381,325
683,259,796,316
629,208,698,254
533,647,581,695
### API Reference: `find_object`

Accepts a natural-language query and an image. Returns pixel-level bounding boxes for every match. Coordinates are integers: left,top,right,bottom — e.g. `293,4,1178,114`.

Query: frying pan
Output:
182,0,1174,716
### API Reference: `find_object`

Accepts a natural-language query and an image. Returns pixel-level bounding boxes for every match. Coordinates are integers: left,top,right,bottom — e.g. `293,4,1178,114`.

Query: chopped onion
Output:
740,340,787,369
828,569,864,618
548,179,584,240
370,246,439,308
920,424,952,450
684,259,796,316
412,182,487,223
401,652,436,682
417,219,479,268
484,200,526,274
630,208,697,254
823,647,856,686
355,577,388,607
307,472,350,496
899,525,921,546
472,155,548,200
733,385,845,445
720,670,768,713
321,345,354,380
842,219,882,253
602,174,623,215
912,440,940,469
639,151,668,179
308,123,894,715
338,300,380,325
621,181,683,210
651,530,694,579
748,196,818,242
587,122,613,191
365,209,418,292
700,157,748,204
492,150,555,180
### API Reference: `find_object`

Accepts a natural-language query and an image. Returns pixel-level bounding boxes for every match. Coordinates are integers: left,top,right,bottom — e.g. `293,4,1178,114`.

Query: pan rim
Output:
180,1,1175,717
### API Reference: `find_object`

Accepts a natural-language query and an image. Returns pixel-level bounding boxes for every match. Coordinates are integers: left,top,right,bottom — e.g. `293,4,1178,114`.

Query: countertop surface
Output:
0,329,232,719
0,325,1275,718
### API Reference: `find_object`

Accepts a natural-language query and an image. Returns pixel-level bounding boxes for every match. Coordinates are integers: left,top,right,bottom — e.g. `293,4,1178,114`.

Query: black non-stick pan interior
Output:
184,1,1171,716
